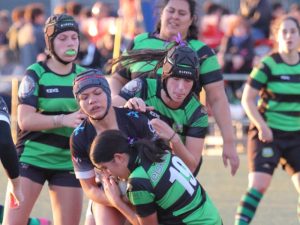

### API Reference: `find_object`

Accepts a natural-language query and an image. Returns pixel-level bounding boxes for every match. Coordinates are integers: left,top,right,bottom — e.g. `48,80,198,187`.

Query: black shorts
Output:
247,124,300,176
19,162,81,187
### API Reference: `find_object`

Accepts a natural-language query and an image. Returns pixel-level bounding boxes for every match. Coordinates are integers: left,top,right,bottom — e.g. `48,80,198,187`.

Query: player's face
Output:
160,0,193,40
53,30,79,62
166,77,193,103
78,87,108,119
277,19,300,53
95,154,130,179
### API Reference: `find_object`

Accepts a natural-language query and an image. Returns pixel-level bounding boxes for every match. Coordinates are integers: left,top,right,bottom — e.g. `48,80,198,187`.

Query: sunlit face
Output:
53,30,79,62
277,19,300,53
78,87,108,119
94,154,130,179
159,0,193,40
166,77,193,103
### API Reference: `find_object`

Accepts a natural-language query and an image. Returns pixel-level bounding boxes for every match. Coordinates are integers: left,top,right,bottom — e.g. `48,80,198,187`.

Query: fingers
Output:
125,98,147,112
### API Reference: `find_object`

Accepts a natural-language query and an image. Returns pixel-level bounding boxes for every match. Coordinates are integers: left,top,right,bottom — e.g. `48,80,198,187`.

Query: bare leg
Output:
93,201,126,225
3,177,43,225
49,185,83,225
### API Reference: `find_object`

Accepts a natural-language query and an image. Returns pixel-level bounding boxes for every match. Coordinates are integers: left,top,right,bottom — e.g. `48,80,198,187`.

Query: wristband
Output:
168,131,176,142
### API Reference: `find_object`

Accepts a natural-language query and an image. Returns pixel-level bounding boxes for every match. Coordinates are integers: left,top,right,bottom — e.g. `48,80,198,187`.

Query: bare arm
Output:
241,84,273,142
109,72,128,97
112,95,127,107
18,104,86,131
170,135,204,174
150,118,203,173
204,80,240,176
79,177,112,206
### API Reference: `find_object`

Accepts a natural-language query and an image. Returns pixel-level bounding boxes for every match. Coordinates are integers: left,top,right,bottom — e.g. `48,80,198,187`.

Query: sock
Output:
235,187,263,225
0,205,3,222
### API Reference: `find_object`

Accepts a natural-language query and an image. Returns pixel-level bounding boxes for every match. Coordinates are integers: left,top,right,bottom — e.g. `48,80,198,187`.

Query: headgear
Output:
162,45,199,98
73,69,111,120
44,14,79,64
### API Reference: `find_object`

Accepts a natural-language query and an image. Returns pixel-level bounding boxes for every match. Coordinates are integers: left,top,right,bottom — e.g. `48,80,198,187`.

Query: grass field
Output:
0,154,298,225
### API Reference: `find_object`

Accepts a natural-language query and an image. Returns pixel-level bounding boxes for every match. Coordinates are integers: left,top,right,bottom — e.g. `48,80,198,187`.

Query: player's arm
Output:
79,177,112,206
110,72,129,96
102,177,159,225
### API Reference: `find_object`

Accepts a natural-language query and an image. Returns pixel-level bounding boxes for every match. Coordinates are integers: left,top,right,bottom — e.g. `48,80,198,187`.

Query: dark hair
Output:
24,3,44,23
112,41,201,78
90,130,167,166
154,0,199,40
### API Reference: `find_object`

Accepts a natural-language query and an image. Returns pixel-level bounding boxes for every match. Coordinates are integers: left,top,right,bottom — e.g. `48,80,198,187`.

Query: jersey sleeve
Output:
127,176,156,217
139,114,158,141
0,96,10,124
186,106,208,138
18,69,39,108
0,120,19,179
247,57,270,90
119,78,144,100
70,123,95,179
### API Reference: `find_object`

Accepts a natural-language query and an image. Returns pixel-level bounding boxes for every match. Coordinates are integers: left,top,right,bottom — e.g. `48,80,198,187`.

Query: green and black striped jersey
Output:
17,61,86,170
248,53,300,131
128,151,222,225
120,78,208,142
117,32,222,94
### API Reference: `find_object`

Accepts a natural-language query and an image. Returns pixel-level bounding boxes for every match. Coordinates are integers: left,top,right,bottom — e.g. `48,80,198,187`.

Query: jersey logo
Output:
127,111,139,118
18,75,36,98
122,79,142,95
280,75,290,81
46,88,60,93
262,147,274,158
172,123,183,133
150,161,164,182
72,156,82,164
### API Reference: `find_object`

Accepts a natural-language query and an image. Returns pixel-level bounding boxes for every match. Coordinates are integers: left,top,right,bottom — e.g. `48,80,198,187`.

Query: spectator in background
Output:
7,6,25,63
271,2,286,23
119,0,145,43
0,10,10,46
17,3,46,69
0,46,24,113
65,1,83,26
77,33,102,69
218,15,254,102
198,2,228,52
240,0,272,41
53,4,66,15
82,1,115,45
289,3,300,23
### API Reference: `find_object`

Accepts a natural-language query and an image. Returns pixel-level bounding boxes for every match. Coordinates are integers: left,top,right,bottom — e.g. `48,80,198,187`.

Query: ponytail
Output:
90,130,169,167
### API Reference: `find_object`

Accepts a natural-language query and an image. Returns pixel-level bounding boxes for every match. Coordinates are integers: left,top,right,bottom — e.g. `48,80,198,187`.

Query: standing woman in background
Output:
235,16,300,224
109,0,239,176
3,14,86,225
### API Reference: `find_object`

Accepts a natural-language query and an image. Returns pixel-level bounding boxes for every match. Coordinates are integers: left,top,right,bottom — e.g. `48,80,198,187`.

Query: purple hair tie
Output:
163,32,187,47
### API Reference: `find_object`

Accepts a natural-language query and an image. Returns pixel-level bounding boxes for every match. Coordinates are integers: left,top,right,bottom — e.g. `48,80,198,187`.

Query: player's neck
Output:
92,107,119,134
